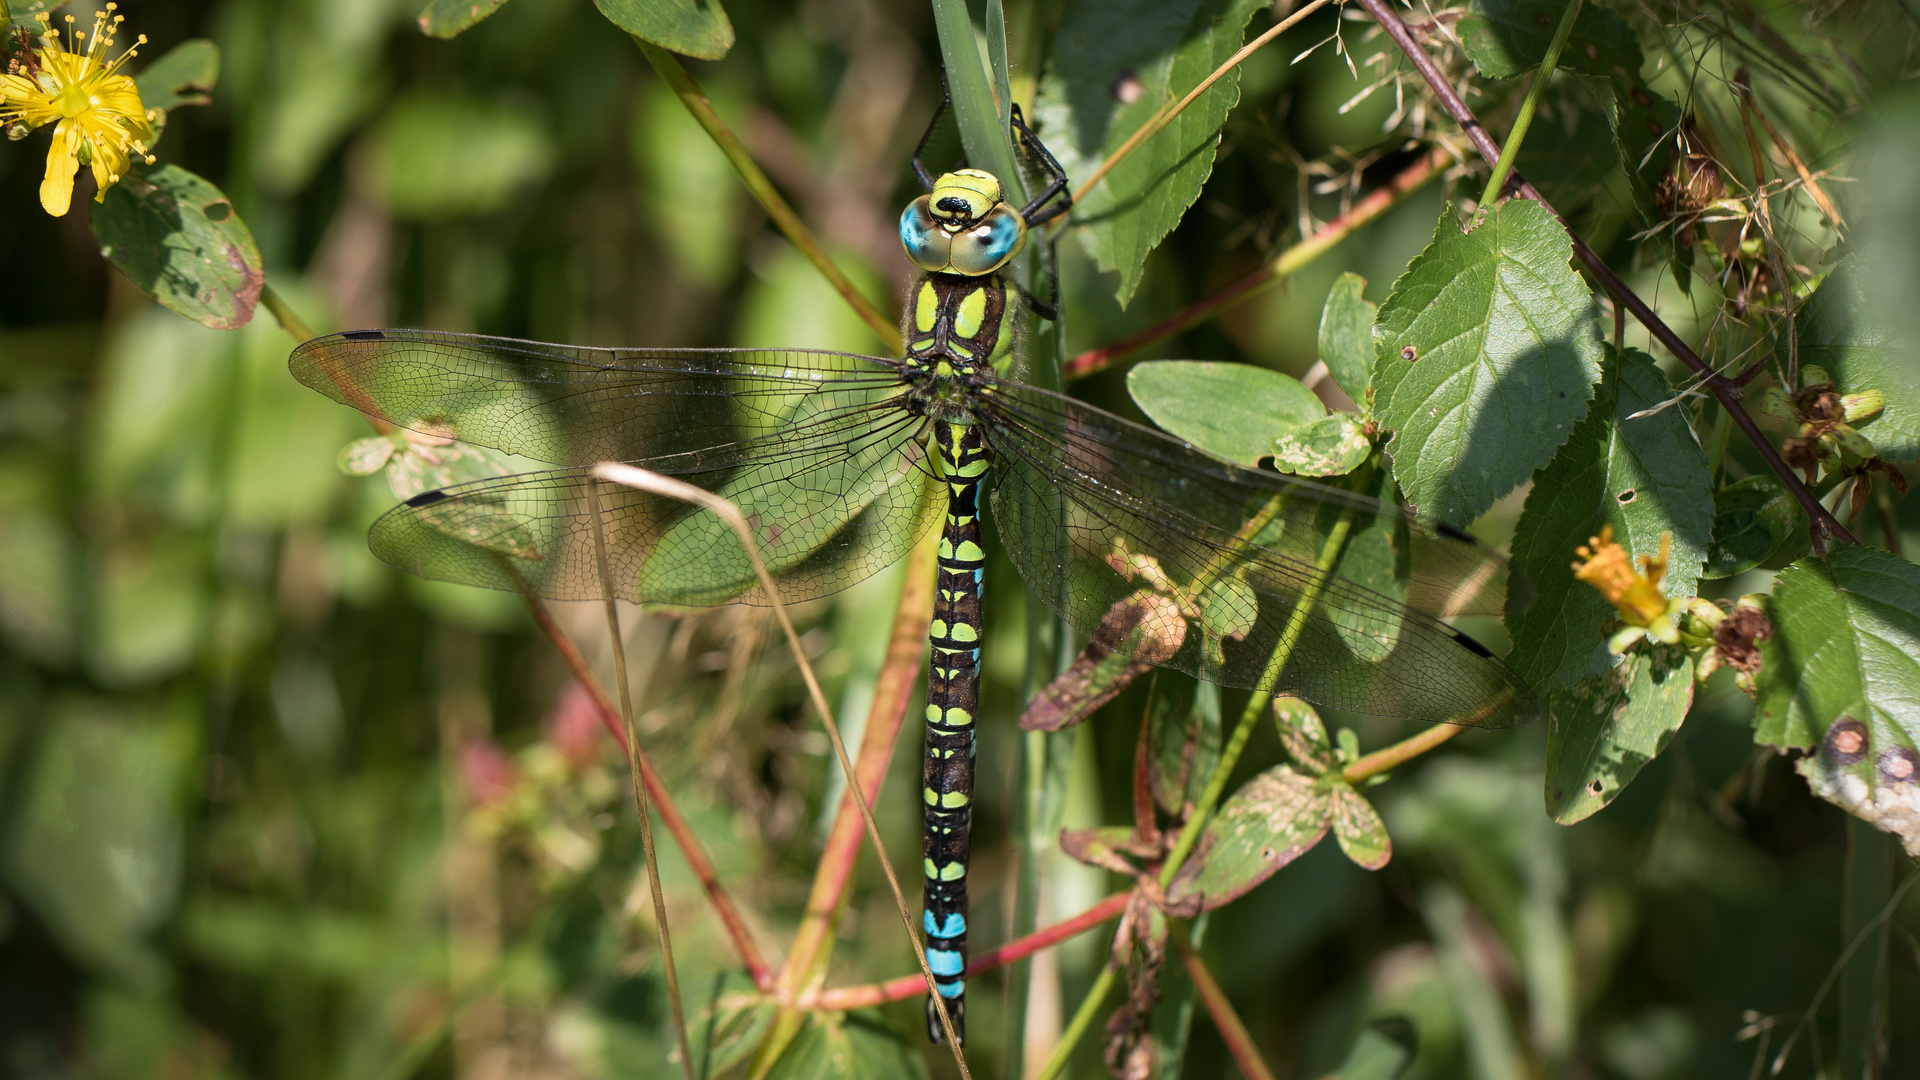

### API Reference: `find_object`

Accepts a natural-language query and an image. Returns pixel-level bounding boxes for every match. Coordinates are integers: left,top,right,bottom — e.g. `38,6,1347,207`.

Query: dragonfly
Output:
290,104,1538,1045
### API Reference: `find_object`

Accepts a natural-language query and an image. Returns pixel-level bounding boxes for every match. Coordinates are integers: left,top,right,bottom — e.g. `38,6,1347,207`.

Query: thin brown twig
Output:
1073,0,1334,205
1354,0,1855,550
514,586,777,990
810,891,1133,1010
1065,145,1452,380
585,481,696,1080
591,464,971,1078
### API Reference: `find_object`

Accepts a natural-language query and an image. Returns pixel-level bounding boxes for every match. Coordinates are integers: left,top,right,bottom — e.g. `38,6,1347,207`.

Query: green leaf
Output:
1506,349,1710,690
89,165,263,330
1167,764,1329,911
1128,360,1324,467
766,1011,928,1080
1325,1017,1419,1080
418,0,513,38
1331,784,1392,869
1373,200,1606,526
1585,72,1679,226
367,96,555,220
1318,272,1377,408
1148,674,1206,815
1456,0,1643,80
1271,413,1371,476
1321,464,1409,663
1753,547,1920,856
1702,475,1804,579
1031,0,1268,307
1797,253,1920,462
134,39,219,109
1543,645,1694,824
596,0,734,62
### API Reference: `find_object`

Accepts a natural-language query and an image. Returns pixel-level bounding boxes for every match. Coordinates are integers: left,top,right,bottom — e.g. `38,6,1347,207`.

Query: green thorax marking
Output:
906,272,1017,388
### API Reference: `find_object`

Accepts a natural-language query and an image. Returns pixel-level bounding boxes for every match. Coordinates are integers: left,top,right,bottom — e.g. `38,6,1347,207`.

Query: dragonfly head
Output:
901,168,1027,276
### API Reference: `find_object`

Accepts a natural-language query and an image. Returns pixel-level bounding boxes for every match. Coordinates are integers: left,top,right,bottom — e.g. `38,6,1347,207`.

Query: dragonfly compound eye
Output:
947,204,1026,276
901,196,955,273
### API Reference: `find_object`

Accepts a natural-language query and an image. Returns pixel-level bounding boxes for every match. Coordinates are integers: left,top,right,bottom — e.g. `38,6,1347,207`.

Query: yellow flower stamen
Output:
1,3,154,216
1573,525,1683,647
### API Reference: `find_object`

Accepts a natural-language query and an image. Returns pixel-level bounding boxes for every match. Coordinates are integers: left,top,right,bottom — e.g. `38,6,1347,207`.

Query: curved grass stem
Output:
590,464,971,1080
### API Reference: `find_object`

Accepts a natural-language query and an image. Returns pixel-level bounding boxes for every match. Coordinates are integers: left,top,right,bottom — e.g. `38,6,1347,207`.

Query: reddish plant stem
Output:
774,534,938,1003
1177,929,1278,1080
1355,0,1854,550
517,591,776,991
1064,146,1450,381
1343,721,1464,784
809,891,1133,1010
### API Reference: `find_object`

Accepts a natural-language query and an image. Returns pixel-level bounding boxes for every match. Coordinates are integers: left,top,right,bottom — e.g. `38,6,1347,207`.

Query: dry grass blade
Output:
584,479,696,1080
590,462,973,1077
1072,0,1334,205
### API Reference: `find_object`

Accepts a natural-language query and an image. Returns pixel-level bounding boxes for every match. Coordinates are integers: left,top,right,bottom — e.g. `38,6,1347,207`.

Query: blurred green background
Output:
1,1,1916,1078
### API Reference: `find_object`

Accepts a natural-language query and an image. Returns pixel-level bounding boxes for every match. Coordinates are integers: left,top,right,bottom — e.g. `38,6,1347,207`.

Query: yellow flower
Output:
1,5,155,216
1573,525,1683,649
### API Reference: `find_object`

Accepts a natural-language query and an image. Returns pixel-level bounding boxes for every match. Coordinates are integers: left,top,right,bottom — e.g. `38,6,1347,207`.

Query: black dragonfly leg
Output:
1011,103,1073,227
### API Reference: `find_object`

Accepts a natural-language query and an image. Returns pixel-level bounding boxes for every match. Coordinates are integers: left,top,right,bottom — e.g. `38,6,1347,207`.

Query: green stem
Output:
1478,0,1585,207
635,39,900,354
260,282,316,343
1034,963,1117,1080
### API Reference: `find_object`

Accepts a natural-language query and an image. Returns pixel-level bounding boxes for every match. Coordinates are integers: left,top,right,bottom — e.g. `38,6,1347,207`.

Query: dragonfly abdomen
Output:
922,418,990,1043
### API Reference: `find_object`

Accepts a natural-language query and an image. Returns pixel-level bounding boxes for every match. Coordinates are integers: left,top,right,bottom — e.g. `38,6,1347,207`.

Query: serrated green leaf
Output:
1373,200,1605,526
1797,253,1920,462
1128,360,1324,467
1167,764,1329,911
596,0,733,61
1507,349,1712,690
1031,0,1267,307
1318,272,1376,408
1456,0,1642,80
417,0,513,37
1271,413,1371,476
1331,784,1392,869
1753,547,1920,856
89,166,263,330
1543,644,1694,824
765,1011,928,1080
134,39,218,110
1702,475,1803,579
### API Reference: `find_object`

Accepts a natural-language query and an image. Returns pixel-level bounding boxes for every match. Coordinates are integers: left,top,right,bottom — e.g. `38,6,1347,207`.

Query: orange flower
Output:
1,5,155,216
1573,526,1681,647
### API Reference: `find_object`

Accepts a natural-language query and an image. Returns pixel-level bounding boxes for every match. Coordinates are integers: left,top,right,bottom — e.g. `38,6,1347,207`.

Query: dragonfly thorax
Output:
900,168,1027,276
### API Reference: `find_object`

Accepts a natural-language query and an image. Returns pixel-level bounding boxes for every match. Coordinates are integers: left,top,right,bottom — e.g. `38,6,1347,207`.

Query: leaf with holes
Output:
1031,0,1268,307
90,166,263,330
1456,0,1643,80
1319,272,1377,409
1797,253,1920,462
1507,348,1711,691
1754,548,1920,855
1372,200,1605,526
1543,645,1694,824
1271,413,1371,476
1167,764,1329,911
1128,360,1324,467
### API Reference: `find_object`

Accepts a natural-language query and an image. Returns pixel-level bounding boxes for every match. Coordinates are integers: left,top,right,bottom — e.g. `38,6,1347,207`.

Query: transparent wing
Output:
291,330,913,466
292,330,939,604
370,404,940,605
981,382,1538,728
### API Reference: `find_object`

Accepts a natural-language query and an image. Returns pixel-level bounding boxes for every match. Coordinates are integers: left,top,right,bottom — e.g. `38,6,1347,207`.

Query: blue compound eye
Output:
947,204,1026,276
900,196,953,273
